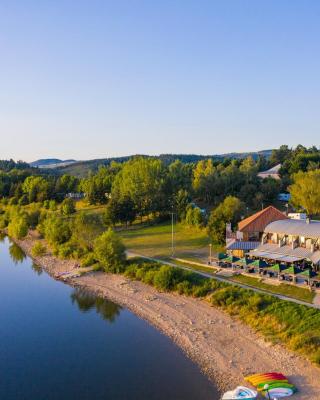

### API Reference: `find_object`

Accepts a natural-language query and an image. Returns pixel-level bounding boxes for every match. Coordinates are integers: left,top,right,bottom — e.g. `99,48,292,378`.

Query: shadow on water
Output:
0,232,6,242
71,288,122,323
9,242,26,264
31,262,43,275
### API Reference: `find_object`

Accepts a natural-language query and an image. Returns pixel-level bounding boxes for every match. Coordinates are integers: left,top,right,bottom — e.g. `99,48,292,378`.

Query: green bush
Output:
31,241,46,257
55,242,76,259
43,216,71,245
176,280,192,295
7,214,29,239
93,228,126,273
0,213,9,228
81,252,96,267
61,198,76,215
153,265,177,291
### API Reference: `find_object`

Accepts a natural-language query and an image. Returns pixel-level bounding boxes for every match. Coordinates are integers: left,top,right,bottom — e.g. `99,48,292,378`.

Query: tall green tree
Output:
289,170,320,215
207,196,244,244
94,229,126,273
111,157,167,218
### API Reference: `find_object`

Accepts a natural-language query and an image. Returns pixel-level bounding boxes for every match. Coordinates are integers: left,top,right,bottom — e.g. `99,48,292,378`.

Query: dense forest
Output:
0,145,320,249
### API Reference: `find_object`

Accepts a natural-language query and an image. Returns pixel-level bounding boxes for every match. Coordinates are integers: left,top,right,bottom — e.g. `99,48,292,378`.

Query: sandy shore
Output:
14,235,320,399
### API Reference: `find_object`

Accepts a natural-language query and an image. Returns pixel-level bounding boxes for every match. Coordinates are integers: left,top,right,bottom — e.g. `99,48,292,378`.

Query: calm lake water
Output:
0,236,218,400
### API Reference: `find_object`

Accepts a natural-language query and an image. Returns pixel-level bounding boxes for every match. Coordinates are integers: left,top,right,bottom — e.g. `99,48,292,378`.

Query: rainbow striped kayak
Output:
245,372,297,398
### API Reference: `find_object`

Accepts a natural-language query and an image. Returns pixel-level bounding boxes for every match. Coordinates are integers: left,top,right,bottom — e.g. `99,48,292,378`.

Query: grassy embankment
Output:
122,258,320,366
229,274,315,304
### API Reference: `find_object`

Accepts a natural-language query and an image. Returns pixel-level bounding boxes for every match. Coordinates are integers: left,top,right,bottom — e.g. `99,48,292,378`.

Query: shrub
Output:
27,206,41,229
9,197,18,205
0,213,9,228
8,214,29,239
61,198,76,215
93,229,126,273
191,280,212,297
18,194,29,206
43,216,71,245
31,241,46,257
176,280,192,295
153,265,176,291
49,200,57,211
55,242,77,259
81,252,96,267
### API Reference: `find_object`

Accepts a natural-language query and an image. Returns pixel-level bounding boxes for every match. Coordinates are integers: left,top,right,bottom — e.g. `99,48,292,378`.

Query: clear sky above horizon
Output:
1,1,320,162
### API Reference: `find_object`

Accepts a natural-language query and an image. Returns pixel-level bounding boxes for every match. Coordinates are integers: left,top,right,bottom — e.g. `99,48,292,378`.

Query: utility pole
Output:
171,211,175,257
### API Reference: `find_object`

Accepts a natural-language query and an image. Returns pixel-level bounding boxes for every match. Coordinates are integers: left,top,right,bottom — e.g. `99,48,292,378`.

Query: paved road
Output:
127,251,320,310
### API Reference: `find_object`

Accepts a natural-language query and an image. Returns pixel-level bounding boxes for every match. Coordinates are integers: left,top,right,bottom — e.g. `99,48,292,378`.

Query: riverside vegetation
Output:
1,146,320,369
1,202,320,369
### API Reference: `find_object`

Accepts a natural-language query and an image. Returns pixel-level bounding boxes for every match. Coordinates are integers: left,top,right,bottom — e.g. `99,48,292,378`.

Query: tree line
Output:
1,144,320,245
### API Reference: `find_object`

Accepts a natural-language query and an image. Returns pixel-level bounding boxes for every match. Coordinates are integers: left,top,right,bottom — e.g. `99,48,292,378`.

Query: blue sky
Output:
0,1,319,162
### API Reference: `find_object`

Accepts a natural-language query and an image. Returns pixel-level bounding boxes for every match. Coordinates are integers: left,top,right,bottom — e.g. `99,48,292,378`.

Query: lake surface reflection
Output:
0,236,219,399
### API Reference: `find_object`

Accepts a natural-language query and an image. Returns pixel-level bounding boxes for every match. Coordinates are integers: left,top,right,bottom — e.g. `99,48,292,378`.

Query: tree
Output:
175,189,190,221
8,212,29,239
93,229,126,273
104,196,136,227
185,205,205,227
239,157,258,184
111,157,166,218
61,198,76,215
42,215,71,245
270,145,292,165
192,159,216,203
31,241,47,257
167,160,193,193
55,174,79,198
289,170,320,215
22,176,50,203
80,166,112,204
207,196,244,244
72,212,104,251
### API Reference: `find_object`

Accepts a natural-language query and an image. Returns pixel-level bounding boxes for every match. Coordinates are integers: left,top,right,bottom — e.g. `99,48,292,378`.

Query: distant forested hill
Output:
30,159,76,168
56,150,273,177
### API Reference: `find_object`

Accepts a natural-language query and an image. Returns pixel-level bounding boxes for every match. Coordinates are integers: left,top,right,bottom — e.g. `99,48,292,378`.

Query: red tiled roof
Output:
238,206,287,233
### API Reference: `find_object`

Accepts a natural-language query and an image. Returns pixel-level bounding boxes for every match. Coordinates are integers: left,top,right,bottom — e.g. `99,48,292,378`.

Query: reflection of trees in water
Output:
0,232,5,242
9,243,26,264
71,288,122,323
31,262,43,275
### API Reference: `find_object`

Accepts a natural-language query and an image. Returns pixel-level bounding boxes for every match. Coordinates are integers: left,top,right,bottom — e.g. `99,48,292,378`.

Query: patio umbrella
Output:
217,253,227,261
283,265,300,275
268,263,285,274
299,268,312,278
251,259,269,269
235,257,253,267
224,255,240,264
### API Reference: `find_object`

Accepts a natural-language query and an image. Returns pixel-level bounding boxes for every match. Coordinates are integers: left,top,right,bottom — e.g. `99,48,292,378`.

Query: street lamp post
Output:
171,211,175,257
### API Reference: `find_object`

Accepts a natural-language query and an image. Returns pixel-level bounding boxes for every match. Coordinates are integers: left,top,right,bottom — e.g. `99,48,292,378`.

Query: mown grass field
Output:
118,222,211,260
229,274,315,303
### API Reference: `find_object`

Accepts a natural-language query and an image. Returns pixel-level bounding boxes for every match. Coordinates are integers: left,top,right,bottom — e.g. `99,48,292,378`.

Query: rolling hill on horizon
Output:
30,149,273,177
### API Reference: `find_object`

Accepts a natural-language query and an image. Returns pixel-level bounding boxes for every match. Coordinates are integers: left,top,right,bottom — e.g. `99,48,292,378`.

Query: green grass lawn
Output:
229,274,315,303
166,258,217,276
118,222,211,260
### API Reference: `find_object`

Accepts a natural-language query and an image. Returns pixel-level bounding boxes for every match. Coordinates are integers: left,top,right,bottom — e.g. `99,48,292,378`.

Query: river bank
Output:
13,234,320,398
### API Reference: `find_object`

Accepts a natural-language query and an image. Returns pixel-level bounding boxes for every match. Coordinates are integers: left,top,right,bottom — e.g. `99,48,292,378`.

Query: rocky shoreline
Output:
12,234,320,399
